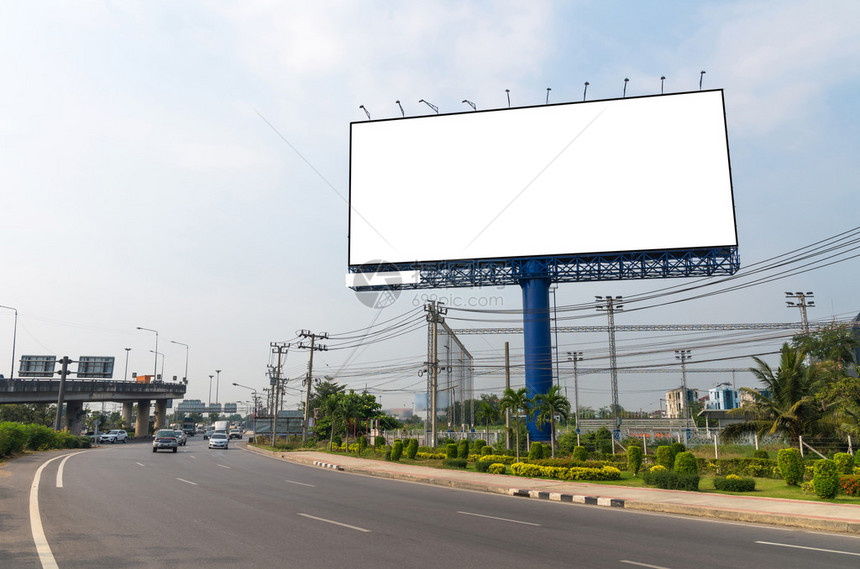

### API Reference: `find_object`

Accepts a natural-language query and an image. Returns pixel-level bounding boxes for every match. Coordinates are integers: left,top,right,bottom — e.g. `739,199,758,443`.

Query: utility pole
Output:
596,296,623,432
54,356,72,431
567,351,583,445
504,341,511,450
675,349,692,424
270,342,289,445
424,301,447,448
785,291,814,334
297,330,327,443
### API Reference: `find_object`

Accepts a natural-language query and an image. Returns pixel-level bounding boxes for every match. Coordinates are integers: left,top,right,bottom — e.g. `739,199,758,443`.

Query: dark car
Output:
152,429,178,453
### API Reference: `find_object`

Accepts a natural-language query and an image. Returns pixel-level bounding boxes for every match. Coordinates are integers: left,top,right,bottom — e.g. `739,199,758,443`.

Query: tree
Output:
533,385,570,458
323,394,341,450
792,322,858,366
724,343,819,444
475,400,498,445
0,403,55,426
307,377,346,421
499,387,532,461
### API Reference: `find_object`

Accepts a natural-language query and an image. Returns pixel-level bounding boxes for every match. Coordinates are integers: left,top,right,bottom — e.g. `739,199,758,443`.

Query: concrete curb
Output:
242,446,860,535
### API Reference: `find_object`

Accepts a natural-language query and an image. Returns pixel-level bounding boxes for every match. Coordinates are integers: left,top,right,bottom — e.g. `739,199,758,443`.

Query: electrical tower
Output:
596,296,623,431
785,291,814,334
674,349,693,424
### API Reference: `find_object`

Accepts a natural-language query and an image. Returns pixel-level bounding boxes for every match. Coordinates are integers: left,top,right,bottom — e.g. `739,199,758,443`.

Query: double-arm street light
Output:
136,326,159,379
0,305,18,379
170,340,189,383
150,350,165,380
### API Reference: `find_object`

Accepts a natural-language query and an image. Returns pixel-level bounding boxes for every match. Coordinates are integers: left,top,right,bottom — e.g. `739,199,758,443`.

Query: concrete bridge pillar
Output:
122,402,134,430
135,400,151,438
66,400,85,435
154,399,167,431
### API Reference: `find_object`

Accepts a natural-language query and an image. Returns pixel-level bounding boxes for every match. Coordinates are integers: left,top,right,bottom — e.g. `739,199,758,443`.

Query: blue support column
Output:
520,267,552,443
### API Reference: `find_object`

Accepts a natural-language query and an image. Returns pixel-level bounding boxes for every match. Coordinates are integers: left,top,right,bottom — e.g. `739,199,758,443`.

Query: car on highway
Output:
152,429,178,453
98,429,129,444
229,428,243,440
208,432,229,450
173,430,188,446
203,428,215,440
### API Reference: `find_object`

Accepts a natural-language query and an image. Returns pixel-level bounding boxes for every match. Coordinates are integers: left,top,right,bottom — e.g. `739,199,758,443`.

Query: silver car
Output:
173,430,188,446
208,432,229,450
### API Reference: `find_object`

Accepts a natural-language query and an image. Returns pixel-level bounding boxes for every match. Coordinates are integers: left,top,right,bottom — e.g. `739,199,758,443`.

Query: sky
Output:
1,1,858,417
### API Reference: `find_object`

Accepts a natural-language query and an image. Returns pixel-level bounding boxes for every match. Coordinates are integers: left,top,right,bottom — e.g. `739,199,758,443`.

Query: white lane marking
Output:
55,453,77,488
457,511,541,527
190,455,196,459
176,478,198,486
297,513,371,533
755,541,860,557
286,480,315,487
217,464,231,469
620,561,672,569
135,462,145,467
30,455,67,569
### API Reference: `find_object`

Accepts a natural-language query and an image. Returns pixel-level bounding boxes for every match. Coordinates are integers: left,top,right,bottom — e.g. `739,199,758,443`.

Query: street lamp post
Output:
170,340,189,383
567,351,583,445
123,348,131,380
215,369,221,404
233,382,258,436
0,305,18,379
136,326,158,379
208,375,214,409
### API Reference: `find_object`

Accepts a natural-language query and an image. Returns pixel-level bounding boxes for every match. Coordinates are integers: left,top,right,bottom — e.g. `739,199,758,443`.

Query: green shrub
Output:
332,435,342,447
488,463,507,474
391,440,404,462
558,432,577,455
481,446,493,456
642,469,699,491
626,445,643,475
669,442,686,464
656,446,673,469
473,439,486,453
674,452,698,475
383,446,392,461
812,459,839,499
25,425,56,451
406,438,418,460
752,449,769,460
834,452,855,475
478,454,516,465
443,437,456,446
598,440,612,455
572,445,588,461
443,458,468,469
374,436,386,448
457,439,469,459
446,443,458,459
714,475,756,492
474,459,494,473
0,422,27,456
528,442,544,460
777,448,803,485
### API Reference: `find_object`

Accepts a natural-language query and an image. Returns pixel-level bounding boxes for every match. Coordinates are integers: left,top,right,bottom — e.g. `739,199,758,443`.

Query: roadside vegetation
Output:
0,422,91,459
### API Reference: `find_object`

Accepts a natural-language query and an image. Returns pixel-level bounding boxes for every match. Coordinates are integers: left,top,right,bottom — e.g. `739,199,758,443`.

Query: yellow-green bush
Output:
488,463,507,474
480,454,515,465
415,451,446,460
510,461,621,481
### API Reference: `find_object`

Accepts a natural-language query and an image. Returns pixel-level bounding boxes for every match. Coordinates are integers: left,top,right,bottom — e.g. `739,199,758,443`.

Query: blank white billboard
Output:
349,90,736,267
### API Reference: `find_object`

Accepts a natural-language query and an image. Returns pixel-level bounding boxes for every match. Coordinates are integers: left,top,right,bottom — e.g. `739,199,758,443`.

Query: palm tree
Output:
724,343,819,444
534,385,570,458
475,400,499,446
499,387,532,461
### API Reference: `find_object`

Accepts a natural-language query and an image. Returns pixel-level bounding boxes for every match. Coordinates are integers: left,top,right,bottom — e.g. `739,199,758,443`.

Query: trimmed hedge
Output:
656,446,673,469
777,448,804,486
415,451,447,460
390,440,403,462
457,439,470,459
572,445,588,461
834,452,855,475
510,462,622,481
479,454,516,465
642,469,699,491
626,445,643,475
446,443,458,460
713,474,756,492
443,458,467,469
474,459,494,473
528,442,543,460
674,452,698,475
812,459,839,499
488,463,507,474
406,438,418,460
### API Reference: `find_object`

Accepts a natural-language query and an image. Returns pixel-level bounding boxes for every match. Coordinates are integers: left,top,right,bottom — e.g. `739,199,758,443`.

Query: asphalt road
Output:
2,438,859,569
